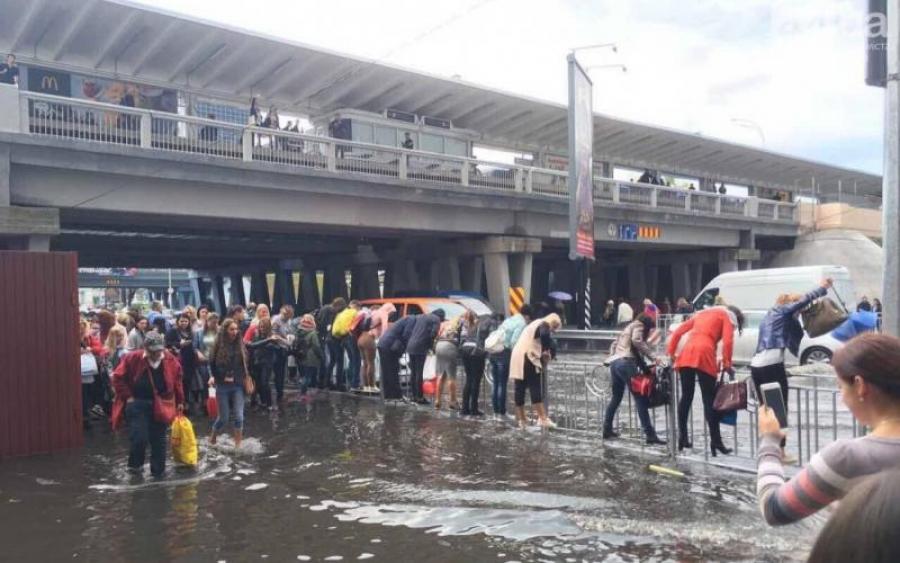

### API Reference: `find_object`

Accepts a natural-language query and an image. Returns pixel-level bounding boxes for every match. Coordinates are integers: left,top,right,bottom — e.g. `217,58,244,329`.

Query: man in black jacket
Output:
316,298,346,389
405,309,446,405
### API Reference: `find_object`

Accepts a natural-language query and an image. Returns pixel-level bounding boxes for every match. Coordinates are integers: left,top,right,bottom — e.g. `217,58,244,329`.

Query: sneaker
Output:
540,418,557,429
782,453,798,465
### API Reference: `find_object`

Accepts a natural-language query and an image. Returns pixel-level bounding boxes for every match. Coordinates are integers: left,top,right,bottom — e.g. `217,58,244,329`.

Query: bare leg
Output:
435,375,444,409
233,429,242,449
209,430,218,445
449,378,458,408
515,405,527,429
534,403,556,428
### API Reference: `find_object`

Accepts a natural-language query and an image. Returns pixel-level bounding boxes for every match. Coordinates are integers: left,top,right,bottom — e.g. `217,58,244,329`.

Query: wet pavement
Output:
0,390,820,562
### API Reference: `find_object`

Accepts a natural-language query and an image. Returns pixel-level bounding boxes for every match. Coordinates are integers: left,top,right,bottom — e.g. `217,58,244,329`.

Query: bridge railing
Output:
16,90,798,224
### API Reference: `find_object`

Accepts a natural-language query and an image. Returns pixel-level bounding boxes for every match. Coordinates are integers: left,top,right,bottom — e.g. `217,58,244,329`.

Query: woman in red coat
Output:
667,305,744,456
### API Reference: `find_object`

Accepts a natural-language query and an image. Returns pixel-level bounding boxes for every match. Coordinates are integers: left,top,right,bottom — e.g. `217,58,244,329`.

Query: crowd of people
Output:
79,297,566,477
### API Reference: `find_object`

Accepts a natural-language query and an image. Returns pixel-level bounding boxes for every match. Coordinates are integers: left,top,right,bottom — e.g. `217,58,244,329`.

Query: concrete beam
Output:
0,205,60,236
484,252,511,315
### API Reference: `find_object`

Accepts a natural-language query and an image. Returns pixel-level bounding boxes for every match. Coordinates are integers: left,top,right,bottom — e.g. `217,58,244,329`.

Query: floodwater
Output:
0,390,821,562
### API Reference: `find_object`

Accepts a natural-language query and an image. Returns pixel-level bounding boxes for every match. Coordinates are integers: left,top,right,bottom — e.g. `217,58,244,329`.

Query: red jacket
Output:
666,307,735,376
110,350,184,430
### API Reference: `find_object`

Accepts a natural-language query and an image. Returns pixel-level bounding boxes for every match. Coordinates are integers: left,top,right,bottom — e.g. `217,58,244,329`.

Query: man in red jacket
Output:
112,332,185,478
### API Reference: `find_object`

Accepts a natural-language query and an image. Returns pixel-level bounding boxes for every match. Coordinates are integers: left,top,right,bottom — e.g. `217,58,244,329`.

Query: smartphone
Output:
760,382,789,429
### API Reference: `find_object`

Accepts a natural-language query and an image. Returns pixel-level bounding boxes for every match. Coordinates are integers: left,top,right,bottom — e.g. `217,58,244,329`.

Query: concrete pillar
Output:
249,271,269,307
356,265,381,299
531,260,550,304
509,253,533,304
0,144,9,207
212,275,227,315
484,252,511,315
435,256,462,292
24,235,50,251
718,250,739,275
672,262,691,301
626,256,647,305
299,267,320,312
323,265,346,302
273,268,294,311
189,275,205,309
460,256,484,295
738,230,757,271
689,263,704,296
228,274,245,307
403,260,421,292
427,260,440,293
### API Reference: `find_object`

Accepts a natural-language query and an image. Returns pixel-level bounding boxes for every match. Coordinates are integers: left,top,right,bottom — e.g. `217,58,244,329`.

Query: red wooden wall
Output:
0,251,82,458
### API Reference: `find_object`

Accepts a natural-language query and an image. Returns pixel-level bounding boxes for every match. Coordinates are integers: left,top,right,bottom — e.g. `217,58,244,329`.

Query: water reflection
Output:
0,392,818,562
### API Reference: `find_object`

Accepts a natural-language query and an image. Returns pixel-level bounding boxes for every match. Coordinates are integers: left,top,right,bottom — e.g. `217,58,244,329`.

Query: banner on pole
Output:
567,54,595,261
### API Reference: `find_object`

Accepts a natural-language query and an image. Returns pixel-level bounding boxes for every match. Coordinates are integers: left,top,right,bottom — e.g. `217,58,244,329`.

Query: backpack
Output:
350,310,371,338
291,329,310,362
459,318,491,358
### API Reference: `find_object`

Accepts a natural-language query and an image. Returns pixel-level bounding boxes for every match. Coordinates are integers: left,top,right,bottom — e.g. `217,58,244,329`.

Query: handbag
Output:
713,369,747,413
147,364,177,425
81,352,99,384
647,365,672,408
802,297,847,338
484,327,506,354
630,372,654,397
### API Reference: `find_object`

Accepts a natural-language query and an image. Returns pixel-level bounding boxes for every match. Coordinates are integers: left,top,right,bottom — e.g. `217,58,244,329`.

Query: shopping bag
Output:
713,375,747,412
170,415,198,467
206,386,218,420
719,410,737,426
81,352,99,384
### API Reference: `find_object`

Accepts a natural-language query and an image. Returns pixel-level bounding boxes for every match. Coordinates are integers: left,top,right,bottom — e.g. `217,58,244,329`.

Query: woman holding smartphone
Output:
756,333,900,526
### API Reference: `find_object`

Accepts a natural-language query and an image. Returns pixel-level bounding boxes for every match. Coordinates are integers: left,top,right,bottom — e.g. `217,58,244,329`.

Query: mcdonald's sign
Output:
27,66,70,96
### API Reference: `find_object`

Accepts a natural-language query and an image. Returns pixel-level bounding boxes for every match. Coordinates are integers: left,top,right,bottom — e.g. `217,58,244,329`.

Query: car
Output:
358,297,469,319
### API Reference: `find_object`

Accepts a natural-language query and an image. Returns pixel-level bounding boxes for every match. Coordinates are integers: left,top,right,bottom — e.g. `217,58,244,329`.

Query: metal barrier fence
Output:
541,360,863,472
16,90,799,224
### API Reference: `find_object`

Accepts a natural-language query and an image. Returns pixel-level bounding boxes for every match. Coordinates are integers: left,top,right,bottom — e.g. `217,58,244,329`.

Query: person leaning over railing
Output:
756,333,900,526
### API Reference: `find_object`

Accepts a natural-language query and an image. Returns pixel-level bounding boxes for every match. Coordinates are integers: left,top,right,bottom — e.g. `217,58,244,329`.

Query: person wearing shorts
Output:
434,318,461,410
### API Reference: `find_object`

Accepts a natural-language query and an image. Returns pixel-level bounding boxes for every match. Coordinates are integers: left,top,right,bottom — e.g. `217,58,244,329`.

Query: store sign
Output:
608,223,662,241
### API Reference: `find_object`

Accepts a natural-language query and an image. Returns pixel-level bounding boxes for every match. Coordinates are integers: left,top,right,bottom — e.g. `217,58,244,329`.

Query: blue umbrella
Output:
548,291,573,302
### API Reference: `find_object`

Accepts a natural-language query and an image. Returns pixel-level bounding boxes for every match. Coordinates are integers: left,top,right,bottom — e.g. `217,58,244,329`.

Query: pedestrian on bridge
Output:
510,313,561,429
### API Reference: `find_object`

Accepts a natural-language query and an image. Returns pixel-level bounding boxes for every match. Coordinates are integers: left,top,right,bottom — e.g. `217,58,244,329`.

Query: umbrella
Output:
548,291,573,302
831,311,879,342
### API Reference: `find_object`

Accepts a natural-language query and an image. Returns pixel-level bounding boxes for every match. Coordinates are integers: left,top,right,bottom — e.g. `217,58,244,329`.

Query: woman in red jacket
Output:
667,305,744,456
112,332,185,478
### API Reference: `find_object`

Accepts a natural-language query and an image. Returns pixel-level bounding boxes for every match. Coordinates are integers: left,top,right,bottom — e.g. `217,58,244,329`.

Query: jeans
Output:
126,399,167,477
254,363,274,407
326,338,345,389
213,383,245,432
409,353,427,400
300,366,318,394
317,335,329,388
489,350,511,415
602,358,657,439
273,351,287,402
678,368,722,446
462,355,486,414
343,336,361,389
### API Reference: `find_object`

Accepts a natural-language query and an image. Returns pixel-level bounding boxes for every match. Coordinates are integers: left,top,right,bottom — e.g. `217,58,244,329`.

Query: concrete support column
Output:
718,250,739,274
427,260,440,293
460,256,484,295
738,230,757,271
212,275,227,315
484,252,511,315
249,271,269,307
228,274,245,307
300,267,320,312
403,260,421,292
435,256,462,292
190,275,205,309
0,144,10,207
689,263,704,297
509,253,533,304
672,262,691,301
273,268,294,311
626,256,647,305
646,265,659,301
323,265,346,303
357,265,381,299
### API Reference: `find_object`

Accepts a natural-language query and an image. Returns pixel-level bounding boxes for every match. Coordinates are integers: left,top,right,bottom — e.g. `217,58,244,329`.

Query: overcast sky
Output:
136,0,883,175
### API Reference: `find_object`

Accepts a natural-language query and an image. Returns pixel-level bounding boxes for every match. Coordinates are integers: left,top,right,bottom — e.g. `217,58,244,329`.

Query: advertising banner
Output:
567,54,595,261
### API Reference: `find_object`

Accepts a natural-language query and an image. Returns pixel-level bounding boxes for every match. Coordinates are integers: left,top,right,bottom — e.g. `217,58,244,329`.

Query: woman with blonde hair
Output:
509,313,562,428
434,313,463,410
209,318,248,447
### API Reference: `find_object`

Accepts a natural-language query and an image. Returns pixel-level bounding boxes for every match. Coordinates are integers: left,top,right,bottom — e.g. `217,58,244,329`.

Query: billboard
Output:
567,54,595,261
26,66,70,97
71,74,177,113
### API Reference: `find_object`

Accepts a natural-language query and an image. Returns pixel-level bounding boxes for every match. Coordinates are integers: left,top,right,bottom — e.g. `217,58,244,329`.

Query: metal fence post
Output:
327,141,337,172
140,113,152,148
461,161,469,186
398,152,408,180
684,192,692,211
241,128,252,162
668,367,678,459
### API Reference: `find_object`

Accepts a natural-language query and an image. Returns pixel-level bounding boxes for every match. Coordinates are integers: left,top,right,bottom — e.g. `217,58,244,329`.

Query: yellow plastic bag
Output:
170,415,198,467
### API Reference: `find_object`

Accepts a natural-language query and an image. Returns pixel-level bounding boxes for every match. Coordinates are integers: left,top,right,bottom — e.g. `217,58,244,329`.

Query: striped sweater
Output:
757,433,900,525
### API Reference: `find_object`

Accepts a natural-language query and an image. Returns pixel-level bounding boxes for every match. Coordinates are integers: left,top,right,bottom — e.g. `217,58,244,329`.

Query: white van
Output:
688,265,857,365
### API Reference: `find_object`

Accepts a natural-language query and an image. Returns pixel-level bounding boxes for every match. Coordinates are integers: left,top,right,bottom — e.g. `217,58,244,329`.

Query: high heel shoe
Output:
678,437,693,451
710,442,732,457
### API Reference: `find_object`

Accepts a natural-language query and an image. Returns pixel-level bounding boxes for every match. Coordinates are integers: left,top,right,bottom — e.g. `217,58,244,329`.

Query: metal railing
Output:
16,90,799,224
543,360,863,472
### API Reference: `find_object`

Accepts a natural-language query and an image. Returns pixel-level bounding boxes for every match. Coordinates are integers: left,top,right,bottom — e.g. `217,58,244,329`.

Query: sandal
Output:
449,402,460,410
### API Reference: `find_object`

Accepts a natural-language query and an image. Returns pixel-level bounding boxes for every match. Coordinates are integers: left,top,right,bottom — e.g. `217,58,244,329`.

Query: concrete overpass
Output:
0,87,801,313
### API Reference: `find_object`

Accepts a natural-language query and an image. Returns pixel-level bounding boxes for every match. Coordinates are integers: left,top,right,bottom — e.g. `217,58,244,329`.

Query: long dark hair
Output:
807,470,900,563
832,333,900,400
635,313,654,339
213,318,245,367
726,305,745,335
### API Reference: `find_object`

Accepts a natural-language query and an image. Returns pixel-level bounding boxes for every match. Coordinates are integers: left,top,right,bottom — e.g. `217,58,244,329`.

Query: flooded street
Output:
0,390,819,562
